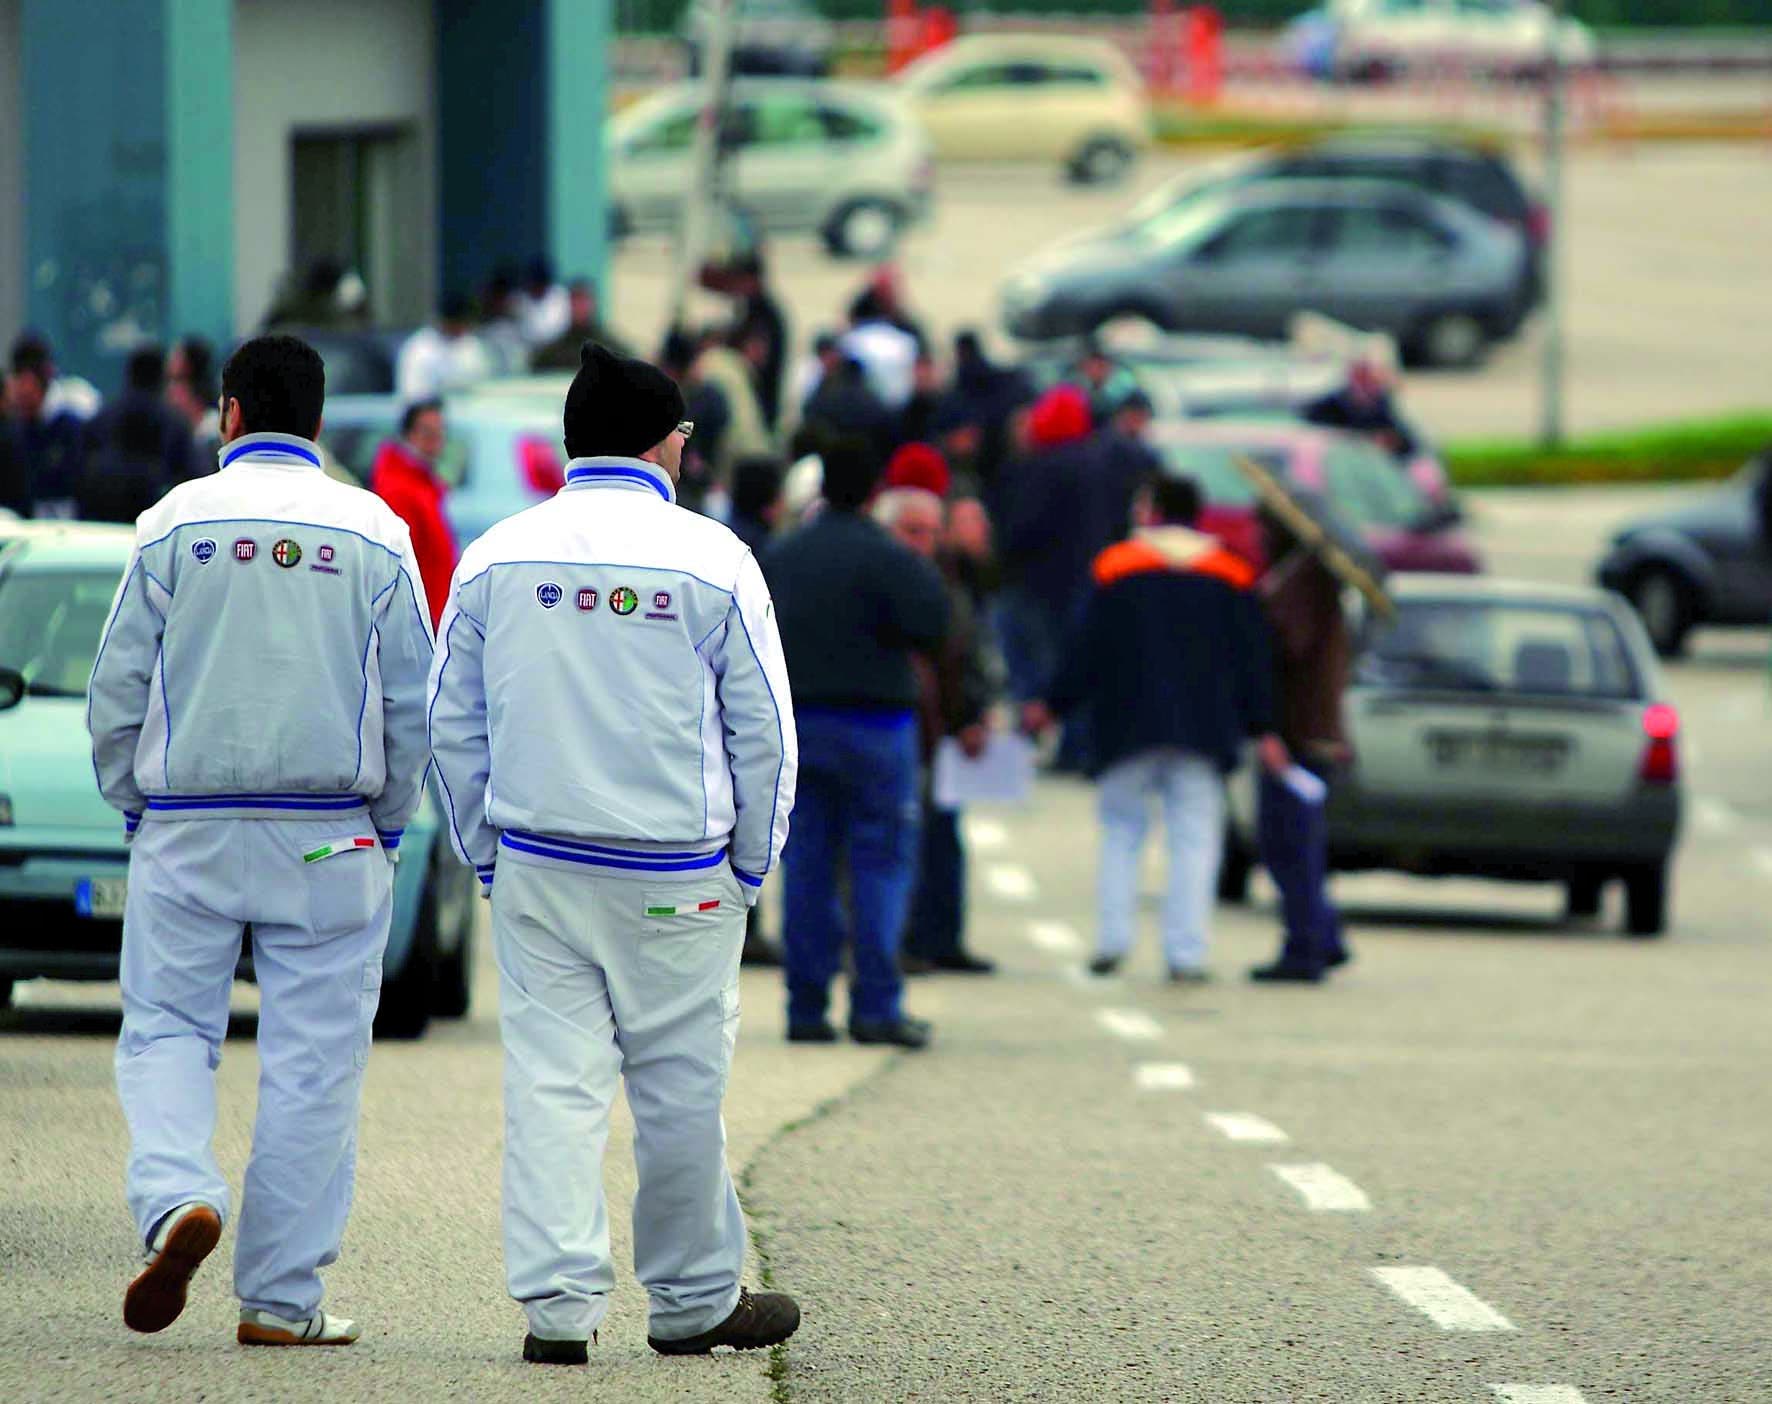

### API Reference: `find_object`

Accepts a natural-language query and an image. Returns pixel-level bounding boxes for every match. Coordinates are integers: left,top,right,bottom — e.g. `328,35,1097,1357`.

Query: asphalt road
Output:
2,485,1769,1402
607,143,1772,442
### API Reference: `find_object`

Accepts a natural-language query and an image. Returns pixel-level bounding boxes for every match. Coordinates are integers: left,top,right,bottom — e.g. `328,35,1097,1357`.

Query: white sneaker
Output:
123,1202,222,1334
237,1307,362,1346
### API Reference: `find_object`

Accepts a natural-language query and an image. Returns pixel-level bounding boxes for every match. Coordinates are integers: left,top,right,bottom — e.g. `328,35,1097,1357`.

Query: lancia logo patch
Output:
190,538,217,564
576,588,598,612
234,539,257,562
272,538,302,569
536,582,563,609
609,586,639,616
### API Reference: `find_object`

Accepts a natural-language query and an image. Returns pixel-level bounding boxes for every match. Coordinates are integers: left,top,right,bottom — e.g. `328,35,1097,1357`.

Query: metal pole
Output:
671,0,737,329
1538,0,1566,448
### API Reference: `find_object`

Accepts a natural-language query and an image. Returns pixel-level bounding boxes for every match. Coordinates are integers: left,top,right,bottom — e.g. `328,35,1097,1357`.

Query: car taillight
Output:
1639,703,1678,785
518,436,564,496
1526,202,1551,245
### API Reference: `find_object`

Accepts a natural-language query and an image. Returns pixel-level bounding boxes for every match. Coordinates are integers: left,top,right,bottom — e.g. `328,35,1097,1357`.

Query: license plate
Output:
1425,731,1571,775
75,877,128,919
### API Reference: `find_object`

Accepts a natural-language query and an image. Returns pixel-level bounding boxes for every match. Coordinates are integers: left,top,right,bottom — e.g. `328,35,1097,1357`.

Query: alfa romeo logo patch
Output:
272,538,302,569
609,586,639,616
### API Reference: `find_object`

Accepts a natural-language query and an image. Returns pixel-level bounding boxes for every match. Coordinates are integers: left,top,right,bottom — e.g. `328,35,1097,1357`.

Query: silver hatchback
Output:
1226,575,1682,936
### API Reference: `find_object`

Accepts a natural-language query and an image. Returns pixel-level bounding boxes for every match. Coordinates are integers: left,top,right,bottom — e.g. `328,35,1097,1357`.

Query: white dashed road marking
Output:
1027,920,1084,955
1370,1267,1517,1332
1489,1388,1588,1404
1133,1062,1195,1091
1096,1008,1163,1041
985,863,1038,902
964,817,1008,851
1204,1112,1290,1144
1692,797,1735,834
1270,1163,1372,1212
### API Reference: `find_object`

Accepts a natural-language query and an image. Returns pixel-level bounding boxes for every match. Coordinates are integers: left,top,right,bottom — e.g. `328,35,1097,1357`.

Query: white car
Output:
1311,0,1596,79
896,34,1150,184
608,78,933,259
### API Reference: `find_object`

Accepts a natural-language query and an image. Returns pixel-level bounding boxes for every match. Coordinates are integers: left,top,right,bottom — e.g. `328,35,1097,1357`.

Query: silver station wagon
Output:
1225,575,1683,936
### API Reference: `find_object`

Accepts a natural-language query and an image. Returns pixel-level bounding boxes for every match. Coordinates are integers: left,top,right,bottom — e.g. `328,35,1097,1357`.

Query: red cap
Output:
884,442,952,499
1027,384,1093,448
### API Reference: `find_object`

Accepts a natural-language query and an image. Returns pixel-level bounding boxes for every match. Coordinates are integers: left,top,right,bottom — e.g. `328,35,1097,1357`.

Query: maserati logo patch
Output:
190,538,217,564
318,544,336,563
536,582,564,609
609,586,639,616
271,538,302,569
653,591,672,610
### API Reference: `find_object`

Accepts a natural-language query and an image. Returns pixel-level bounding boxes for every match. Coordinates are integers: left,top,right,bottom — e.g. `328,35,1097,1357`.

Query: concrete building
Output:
0,0,610,389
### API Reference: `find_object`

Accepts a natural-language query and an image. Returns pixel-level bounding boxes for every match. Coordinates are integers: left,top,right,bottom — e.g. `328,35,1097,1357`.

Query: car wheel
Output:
1217,836,1253,905
1623,861,1668,938
0,977,12,1011
1565,873,1604,920
1627,567,1693,657
824,199,905,260
374,899,437,1041
1413,311,1489,369
431,857,476,1020
1068,136,1135,186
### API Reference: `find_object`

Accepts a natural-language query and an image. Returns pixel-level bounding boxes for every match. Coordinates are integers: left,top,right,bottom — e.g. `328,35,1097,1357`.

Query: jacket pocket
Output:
302,834,388,942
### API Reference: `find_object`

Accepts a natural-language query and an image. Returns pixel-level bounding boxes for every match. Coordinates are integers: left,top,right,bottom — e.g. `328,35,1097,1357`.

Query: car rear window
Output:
1320,441,1430,529
1358,600,1643,699
0,566,122,698
1430,155,1527,222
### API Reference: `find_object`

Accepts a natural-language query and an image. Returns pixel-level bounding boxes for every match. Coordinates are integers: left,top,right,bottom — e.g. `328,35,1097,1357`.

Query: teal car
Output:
0,521,476,1037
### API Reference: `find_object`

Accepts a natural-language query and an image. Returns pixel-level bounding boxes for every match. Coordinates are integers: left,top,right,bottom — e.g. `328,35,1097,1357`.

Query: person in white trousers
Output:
427,343,799,1365
87,334,434,1346
1033,475,1287,981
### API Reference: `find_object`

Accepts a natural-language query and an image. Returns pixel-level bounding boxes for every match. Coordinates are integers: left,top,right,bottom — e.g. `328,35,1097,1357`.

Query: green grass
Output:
1445,412,1772,488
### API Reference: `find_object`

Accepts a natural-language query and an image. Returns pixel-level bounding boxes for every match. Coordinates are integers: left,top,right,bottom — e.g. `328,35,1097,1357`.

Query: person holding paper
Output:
1033,475,1286,982
1249,505,1355,984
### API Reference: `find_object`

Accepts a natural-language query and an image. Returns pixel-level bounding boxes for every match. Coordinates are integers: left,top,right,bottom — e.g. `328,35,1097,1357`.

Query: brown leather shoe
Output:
123,1204,222,1334
647,1288,801,1355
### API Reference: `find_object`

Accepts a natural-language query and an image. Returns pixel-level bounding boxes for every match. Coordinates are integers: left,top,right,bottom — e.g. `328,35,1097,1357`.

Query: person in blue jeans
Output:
762,436,951,1048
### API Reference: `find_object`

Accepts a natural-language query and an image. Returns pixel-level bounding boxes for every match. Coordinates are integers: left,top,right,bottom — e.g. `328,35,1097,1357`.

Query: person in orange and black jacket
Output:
1035,475,1288,983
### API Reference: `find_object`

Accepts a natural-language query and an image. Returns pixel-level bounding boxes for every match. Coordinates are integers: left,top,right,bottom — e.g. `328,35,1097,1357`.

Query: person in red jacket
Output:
370,399,457,629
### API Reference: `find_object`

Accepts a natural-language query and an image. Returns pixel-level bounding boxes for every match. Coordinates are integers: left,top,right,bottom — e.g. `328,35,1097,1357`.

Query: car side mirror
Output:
0,667,24,711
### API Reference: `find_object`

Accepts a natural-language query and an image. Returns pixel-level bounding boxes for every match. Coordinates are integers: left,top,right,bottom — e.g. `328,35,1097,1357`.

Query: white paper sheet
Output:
1280,764,1328,806
933,733,1035,809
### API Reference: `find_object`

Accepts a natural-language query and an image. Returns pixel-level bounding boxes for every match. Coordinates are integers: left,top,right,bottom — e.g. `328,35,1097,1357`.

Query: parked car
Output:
1152,419,1479,573
1126,137,1548,306
896,34,1150,184
1286,0,1597,81
1223,575,1681,936
608,78,933,259
0,525,478,1034
1595,452,1772,657
1001,179,1528,367
321,378,570,552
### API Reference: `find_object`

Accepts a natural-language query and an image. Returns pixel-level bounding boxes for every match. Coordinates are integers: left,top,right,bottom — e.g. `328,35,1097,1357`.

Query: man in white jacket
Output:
87,334,434,1347
427,343,799,1365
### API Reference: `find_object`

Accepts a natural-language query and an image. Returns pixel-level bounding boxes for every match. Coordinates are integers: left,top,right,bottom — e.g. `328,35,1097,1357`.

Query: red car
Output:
1150,419,1482,575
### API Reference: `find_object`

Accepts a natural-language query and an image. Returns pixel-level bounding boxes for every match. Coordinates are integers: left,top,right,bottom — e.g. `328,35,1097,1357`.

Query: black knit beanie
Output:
563,342,687,460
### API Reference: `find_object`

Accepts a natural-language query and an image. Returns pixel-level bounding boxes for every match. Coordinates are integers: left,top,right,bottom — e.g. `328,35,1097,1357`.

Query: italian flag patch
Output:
303,836,380,864
646,899,722,916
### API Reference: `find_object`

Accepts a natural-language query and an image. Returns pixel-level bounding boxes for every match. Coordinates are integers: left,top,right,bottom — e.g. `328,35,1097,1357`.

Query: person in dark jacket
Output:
1302,358,1418,460
531,281,633,369
726,252,788,432
7,333,90,518
762,438,951,1049
1089,389,1161,560
1250,504,1354,984
1036,475,1287,982
728,455,785,557
800,355,895,466
77,346,192,522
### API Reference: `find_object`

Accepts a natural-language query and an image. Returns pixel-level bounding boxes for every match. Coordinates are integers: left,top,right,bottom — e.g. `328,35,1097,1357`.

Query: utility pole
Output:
671,0,737,329
1538,0,1567,448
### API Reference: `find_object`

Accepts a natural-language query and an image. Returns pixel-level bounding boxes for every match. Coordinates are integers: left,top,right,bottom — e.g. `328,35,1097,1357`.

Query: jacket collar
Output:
219,432,323,472
562,456,676,505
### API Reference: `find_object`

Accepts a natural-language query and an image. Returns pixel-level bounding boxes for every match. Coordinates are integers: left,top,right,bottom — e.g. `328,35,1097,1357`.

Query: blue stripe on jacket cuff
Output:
123,811,141,832
376,828,403,850
732,866,764,888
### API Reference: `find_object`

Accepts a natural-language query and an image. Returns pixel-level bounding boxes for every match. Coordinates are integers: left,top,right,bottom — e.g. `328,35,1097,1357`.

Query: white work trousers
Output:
492,858,747,1343
115,816,392,1319
1095,748,1225,971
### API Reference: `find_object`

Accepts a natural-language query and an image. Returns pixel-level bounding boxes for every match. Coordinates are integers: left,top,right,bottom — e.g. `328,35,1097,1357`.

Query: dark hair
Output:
439,291,472,323
220,334,326,438
9,332,53,379
848,288,887,325
1150,474,1202,527
525,255,554,288
732,455,784,518
126,346,165,394
819,434,882,512
400,398,443,437
1115,389,1154,418
174,336,217,400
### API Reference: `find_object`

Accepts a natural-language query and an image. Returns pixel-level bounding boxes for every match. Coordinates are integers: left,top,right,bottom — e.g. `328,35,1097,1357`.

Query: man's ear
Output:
311,413,324,440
